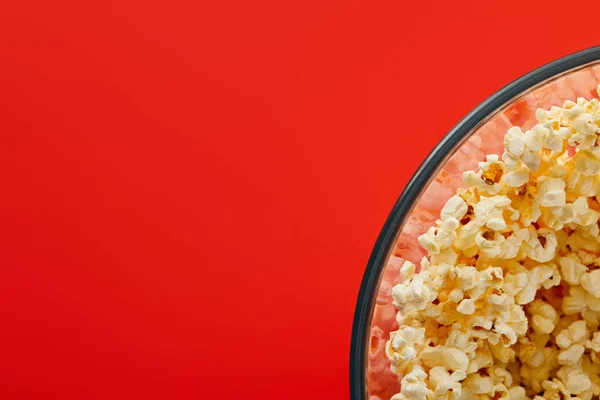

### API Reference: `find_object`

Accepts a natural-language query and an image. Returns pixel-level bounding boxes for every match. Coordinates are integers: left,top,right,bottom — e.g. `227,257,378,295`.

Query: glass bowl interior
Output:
354,52,600,400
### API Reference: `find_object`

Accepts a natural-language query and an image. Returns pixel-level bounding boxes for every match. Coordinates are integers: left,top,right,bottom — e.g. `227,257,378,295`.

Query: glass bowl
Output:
350,46,600,400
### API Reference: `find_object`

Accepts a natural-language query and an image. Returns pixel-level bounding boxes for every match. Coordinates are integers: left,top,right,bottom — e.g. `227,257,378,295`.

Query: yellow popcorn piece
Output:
555,320,588,360
581,269,600,298
391,366,432,400
429,366,466,400
557,364,592,395
527,299,558,335
559,253,587,285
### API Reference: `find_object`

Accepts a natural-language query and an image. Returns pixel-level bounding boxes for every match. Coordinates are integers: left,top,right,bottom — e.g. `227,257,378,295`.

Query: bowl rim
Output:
349,45,600,400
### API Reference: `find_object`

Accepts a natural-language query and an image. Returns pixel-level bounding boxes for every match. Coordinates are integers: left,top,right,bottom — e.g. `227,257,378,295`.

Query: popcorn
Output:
456,298,475,315
559,253,587,285
555,320,588,365
504,126,543,171
475,230,505,258
467,341,493,374
507,261,560,305
463,155,506,195
581,269,600,298
536,177,566,207
473,195,512,231
582,354,600,395
418,224,455,255
521,347,558,391
527,299,558,335
522,227,558,263
387,326,426,367
557,364,592,395
574,149,600,176
392,272,437,313
585,332,600,364
540,379,571,400
441,195,469,221
463,373,494,396
429,366,466,400
391,366,432,400
445,328,478,358
400,260,417,282
420,345,469,372
563,285,590,315
489,340,516,363
385,86,600,400
506,386,528,400
455,266,477,291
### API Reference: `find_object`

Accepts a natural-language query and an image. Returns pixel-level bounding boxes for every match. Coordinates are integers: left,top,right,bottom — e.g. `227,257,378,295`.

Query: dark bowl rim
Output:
350,45,600,400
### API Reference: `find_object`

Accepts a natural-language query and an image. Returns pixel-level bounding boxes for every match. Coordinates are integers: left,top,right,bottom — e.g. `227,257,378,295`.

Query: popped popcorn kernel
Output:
555,320,588,365
384,85,600,400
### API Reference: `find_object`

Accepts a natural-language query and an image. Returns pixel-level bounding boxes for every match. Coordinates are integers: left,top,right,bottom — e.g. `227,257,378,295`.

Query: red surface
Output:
0,1,599,399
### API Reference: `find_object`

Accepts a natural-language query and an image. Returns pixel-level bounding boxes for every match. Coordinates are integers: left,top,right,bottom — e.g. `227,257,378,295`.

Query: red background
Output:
0,1,599,399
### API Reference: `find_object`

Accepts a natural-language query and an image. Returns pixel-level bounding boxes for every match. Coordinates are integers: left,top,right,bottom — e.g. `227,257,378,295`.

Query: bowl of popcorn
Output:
351,46,600,400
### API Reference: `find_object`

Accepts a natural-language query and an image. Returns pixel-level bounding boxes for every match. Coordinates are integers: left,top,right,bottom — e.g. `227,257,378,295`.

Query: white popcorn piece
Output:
475,230,505,258
400,260,417,282
556,320,588,366
391,366,432,400
473,195,512,230
585,332,600,364
489,340,516,363
560,253,588,285
557,364,592,395
574,149,600,176
502,150,521,171
527,299,558,335
453,221,480,252
463,373,494,396
455,266,477,291
388,326,426,366
582,355,600,397
536,177,567,207
466,341,493,374
502,270,528,297
420,345,469,373
503,304,528,337
441,195,468,221
463,155,507,196
502,163,530,188
445,329,477,358
567,228,600,254
543,127,568,153
521,347,558,393
523,227,558,263
563,285,588,315
506,386,528,400
469,267,504,300
540,379,571,400
447,288,464,303
392,272,438,313
505,126,526,156
571,113,600,136
492,320,518,347
563,100,583,120
456,298,475,315
429,366,466,400
512,262,560,305
418,225,454,255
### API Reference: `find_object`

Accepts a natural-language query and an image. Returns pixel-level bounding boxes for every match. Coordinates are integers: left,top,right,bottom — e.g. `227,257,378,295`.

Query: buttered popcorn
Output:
386,86,600,400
